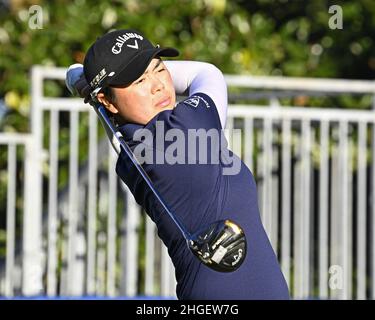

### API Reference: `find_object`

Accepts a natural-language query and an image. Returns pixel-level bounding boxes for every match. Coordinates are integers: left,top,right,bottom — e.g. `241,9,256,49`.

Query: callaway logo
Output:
184,95,211,108
232,249,243,266
112,32,143,54
184,97,200,108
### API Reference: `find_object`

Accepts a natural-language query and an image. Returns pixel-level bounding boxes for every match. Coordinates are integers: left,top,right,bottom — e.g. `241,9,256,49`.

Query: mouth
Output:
155,97,171,108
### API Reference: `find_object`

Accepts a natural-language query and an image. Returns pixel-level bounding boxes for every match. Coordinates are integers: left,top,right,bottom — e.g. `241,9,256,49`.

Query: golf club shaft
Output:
96,104,192,240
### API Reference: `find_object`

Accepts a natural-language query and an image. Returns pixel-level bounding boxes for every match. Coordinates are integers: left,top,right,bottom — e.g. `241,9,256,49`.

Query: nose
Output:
150,75,164,94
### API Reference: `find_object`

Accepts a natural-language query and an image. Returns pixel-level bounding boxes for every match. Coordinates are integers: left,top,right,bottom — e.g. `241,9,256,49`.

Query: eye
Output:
135,78,145,84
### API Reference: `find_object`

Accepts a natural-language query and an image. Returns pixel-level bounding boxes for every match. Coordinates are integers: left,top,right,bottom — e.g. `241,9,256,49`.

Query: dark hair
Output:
101,86,116,103
100,86,125,126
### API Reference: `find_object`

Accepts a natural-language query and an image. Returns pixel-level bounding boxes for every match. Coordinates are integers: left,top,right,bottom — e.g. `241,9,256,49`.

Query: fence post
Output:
22,137,44,295
22,67,44,296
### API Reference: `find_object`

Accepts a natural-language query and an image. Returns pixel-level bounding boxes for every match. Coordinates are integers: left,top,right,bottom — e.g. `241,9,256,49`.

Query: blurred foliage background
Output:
0,0,374,132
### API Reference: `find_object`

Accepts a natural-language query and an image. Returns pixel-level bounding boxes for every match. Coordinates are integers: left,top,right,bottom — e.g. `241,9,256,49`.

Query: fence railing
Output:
0,133,40,296
1,66,375,299
227,106,375,300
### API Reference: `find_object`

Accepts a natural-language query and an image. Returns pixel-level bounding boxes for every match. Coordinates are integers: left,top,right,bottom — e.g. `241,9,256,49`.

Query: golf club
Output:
66,65,247,272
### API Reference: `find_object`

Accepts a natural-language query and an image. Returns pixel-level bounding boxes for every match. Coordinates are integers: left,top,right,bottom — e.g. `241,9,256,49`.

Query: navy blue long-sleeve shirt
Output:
116,93,290,299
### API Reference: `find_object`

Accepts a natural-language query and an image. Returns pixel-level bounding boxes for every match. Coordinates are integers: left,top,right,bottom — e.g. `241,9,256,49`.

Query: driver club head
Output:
188,219,247,272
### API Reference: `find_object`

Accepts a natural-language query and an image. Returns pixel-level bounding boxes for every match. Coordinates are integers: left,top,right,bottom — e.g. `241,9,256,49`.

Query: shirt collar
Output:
118,109,173,143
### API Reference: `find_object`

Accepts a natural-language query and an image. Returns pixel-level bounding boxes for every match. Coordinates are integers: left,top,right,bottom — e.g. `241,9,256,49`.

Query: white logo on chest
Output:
184,97,200,108
184,95,211,109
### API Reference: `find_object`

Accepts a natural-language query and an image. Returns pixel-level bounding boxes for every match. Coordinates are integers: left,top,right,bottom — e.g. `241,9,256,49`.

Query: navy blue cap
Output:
83,29,179,91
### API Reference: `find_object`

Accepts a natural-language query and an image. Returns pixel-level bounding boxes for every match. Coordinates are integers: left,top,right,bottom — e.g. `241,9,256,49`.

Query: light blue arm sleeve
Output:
164,60,228,128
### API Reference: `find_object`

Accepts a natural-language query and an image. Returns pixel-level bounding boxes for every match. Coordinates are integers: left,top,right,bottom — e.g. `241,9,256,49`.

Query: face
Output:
98,58,176,125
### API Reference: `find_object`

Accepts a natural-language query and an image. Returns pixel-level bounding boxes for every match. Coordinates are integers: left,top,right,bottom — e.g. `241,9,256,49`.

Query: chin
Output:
157,105,174,113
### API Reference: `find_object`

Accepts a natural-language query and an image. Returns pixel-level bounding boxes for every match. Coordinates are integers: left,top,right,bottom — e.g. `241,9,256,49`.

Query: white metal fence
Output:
0,133,35,296
1,66,375,299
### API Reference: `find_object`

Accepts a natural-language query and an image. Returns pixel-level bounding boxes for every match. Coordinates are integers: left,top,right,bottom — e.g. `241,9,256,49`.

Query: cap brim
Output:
107,47,179,87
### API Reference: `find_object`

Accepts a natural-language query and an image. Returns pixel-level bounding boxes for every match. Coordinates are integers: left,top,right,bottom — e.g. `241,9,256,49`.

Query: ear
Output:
97,92,118,114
